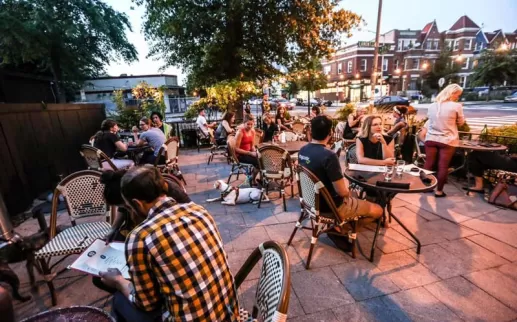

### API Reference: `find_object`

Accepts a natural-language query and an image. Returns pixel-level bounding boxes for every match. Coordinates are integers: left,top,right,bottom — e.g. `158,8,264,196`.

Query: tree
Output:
131,81,167,117
470,48,517,88
422,48,461,94
287,59,328,113
135,0,362,88
0,0,138,102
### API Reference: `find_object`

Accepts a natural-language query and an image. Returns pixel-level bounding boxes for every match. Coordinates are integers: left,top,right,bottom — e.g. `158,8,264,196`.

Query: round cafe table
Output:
450,140,507,195
344,168,437,255
20,305,114,322
259,141,308,154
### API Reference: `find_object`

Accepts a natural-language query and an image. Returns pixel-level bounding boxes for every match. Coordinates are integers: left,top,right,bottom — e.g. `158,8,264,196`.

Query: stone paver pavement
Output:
9,148,517,321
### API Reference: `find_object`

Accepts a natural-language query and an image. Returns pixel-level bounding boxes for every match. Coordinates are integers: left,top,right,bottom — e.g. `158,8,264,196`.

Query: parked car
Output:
315,98,333,107
504,92,517,103
374,96,409,108
270,98,294,110
248,97,262,105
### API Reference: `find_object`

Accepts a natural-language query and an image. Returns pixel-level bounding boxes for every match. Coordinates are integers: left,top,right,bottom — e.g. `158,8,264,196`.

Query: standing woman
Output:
424,84,465,197
215,112,235,145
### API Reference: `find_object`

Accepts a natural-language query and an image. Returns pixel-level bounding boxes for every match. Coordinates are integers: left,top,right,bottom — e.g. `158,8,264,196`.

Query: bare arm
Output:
222,120,234,134
277,118,289,131
356,138,392,166
115,141,128,152
332,178,350,198
456,104,465,126
382,137,395,159
348,114,360,127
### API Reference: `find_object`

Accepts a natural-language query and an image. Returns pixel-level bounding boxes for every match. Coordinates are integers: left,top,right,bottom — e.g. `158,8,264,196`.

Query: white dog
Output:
206,180,269,205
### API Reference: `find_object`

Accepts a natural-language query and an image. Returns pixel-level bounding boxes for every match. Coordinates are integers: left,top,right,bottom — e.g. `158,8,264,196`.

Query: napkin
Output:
375,181,410,189
419,171,432,185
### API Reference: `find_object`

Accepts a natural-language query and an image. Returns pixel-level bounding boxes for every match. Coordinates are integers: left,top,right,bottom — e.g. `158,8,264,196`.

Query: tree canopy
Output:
422,48,460,93
470,48,517,87
0,0,138,102
135,0,362,88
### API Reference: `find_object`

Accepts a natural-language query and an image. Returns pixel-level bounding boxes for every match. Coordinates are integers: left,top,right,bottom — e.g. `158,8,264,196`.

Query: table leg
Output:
464,150,471,196
387,199,421,254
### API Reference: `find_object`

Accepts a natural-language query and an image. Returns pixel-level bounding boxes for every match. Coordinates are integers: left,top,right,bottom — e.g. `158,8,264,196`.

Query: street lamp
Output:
498,43,509,51
355,73,360,79
455,55,463,62
394,68,401,74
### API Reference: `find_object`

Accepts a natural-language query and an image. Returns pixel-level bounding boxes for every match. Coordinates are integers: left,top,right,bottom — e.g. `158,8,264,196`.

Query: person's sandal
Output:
435,192,447,198
462,187,484,193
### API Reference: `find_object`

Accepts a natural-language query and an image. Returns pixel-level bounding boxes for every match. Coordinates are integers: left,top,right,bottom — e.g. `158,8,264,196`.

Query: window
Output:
464,39,472,50
395,59,400,70
412,59,420,70
462,57,470,70
324,65,331,74
337,63,342,74
426,40,432,49
459,76,467,88
347,61,352,73
446,40,452,50
454,40,459,50
404,59,408,70
360,59,367,72
433,40,440,50
397,40,403,51
382,59,388,72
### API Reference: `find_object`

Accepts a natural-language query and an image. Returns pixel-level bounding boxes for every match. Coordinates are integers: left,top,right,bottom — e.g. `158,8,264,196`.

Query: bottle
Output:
480,124,488,142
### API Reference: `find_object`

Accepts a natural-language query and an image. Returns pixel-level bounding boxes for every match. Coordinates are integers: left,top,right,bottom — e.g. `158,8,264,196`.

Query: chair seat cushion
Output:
238,308,258,322
35,221,111,258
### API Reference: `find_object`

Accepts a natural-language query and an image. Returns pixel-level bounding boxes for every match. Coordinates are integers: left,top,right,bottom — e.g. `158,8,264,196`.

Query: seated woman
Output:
387,106,408,137
214,112,235,145
356,115,396,166
130,117,166,165
467,152,517,192
234,116,259,179
343,106,366,139
275,106,291,131
93,119,134,170
262,113,278,142
243,104,253,123
309,105,321,119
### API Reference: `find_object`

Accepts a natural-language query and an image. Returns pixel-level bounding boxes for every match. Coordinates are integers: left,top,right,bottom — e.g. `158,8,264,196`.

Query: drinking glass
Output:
272,131,279,145
384,165,394,181
461,135,470,145
396,160,405,177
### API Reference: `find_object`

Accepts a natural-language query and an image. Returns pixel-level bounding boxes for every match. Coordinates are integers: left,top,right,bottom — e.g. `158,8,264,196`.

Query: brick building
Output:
318,15,517,102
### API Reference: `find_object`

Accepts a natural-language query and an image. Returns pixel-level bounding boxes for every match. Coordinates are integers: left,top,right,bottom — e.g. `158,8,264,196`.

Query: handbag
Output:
488,180,517,210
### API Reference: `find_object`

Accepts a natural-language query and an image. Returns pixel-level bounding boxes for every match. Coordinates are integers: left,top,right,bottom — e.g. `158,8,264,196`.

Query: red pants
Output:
424,141,456,191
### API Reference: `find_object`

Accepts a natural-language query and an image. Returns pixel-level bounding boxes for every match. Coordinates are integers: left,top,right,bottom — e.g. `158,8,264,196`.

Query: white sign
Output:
438,78,445,87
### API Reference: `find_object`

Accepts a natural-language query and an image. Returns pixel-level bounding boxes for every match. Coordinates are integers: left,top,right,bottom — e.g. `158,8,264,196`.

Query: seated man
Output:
150,111,172,140
131,117,166,165
196,108,217,138
99,166,238,322
298,115,383,251
467,151,517,192
94,119,134,170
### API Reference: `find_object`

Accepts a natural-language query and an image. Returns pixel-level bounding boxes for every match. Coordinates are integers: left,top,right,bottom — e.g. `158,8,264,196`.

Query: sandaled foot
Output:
462,187,484,193
435,192,447,198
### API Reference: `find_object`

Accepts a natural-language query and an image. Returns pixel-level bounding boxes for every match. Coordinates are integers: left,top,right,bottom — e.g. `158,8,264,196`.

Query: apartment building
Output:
318,15,517,101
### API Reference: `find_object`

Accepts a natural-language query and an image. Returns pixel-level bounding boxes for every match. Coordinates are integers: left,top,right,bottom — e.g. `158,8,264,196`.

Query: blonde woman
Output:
424,84,465,197
356,115,395,166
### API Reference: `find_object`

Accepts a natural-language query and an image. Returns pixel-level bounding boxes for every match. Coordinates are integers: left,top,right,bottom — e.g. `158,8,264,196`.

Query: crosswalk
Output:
466,116,517,132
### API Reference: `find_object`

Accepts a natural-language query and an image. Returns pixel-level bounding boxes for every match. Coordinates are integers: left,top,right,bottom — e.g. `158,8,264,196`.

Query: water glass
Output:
384,165,394,181
396,160,405,177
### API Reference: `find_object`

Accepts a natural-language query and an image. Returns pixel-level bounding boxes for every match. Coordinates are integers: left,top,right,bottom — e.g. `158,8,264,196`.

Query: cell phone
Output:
410,167,419,172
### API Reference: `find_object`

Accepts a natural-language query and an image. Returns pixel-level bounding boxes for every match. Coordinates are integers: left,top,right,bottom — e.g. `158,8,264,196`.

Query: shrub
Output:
335,103,355,121
458,121,471,133
489,125,517,149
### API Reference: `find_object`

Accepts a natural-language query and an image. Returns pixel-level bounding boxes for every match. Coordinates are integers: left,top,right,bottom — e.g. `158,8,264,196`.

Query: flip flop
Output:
434,192,447,198
462,187,484,193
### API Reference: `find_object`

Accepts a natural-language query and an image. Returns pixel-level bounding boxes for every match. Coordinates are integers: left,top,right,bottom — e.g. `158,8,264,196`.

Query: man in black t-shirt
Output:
298,116,383,250
93,119,134,170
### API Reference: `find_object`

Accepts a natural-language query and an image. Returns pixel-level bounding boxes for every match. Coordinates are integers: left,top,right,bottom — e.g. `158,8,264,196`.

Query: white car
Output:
504,92,517,102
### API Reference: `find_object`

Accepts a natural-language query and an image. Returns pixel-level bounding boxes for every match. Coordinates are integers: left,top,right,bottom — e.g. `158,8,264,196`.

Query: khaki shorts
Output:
337,196,382,222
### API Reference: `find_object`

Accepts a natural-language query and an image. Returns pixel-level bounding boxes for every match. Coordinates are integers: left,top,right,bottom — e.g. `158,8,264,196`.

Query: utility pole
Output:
371,0,383,99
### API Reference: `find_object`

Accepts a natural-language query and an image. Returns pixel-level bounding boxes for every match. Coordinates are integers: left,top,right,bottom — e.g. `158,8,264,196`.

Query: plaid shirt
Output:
125,198,239,321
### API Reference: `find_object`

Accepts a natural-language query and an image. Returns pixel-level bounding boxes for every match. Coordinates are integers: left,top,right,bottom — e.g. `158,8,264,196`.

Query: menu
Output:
348,164,386,173
69,239,130,279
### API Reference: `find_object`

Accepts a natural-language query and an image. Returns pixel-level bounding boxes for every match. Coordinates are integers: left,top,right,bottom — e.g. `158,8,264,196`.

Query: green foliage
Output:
423,49,461,92
0,0,138,102
204,80,259,113
109,89,139,130
335,103,355,121
289,59,329,93
131,81,167,117
461,92,484,101
135,0,362,88
458,121,471,133
470,48,517,87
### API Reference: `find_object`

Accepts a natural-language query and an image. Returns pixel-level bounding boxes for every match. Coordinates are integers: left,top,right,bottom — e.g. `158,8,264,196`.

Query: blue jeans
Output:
111,292,162,322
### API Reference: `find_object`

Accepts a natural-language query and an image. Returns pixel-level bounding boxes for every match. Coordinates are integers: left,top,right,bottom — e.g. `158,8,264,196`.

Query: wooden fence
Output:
0,103,105,216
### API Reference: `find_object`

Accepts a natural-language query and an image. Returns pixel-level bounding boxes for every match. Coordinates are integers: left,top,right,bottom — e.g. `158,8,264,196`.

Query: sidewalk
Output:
11,149,517,321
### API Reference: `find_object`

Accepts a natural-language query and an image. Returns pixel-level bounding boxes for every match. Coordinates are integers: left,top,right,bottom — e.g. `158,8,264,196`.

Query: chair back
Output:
162,173,187,193
331,139,344,158
296,165,342,217
346,143,358,164
283,130,299,142
254,129,264,146
226,136,240,165
154,137,180,167
291,122,305,136
257,145,290,179
50,170,110,237
235,241,290,322
80,145,117,171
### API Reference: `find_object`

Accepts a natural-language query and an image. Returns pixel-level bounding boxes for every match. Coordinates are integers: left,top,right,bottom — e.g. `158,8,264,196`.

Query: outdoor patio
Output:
11,148,517,322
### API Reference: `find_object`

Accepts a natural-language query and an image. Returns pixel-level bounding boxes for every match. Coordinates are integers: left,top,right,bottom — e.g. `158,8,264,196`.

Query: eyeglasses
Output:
139,123,146,127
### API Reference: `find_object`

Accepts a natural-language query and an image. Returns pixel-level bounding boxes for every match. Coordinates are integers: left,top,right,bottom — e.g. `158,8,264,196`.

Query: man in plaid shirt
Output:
100,166,239,321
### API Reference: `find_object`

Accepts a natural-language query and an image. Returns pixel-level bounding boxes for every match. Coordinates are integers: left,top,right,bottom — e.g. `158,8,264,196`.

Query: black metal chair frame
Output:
257,145,294,211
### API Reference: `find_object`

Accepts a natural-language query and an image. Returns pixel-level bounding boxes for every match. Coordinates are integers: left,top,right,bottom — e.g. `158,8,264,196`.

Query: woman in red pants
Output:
424,84,465,197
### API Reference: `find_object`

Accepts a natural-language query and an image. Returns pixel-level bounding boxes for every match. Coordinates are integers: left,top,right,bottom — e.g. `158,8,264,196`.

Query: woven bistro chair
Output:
345,143,358,166
227,136,256,187
207,132,229,165
287,166,382,268
154,137,186,185
196,127,211,152
235,241,290,322
257,145,294,211
254,128,264,147
291,122,306,140
162,173,187,194
80,145,118,171
35,170,114,305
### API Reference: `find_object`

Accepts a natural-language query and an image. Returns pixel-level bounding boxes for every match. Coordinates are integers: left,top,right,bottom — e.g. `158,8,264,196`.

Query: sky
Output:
104,0,517,86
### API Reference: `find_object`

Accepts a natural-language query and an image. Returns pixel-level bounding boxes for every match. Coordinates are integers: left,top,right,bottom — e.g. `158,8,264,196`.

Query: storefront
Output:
318,79,388,102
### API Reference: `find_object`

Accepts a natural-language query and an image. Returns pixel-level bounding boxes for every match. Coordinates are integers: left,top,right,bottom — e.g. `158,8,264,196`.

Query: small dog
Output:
206,180,269,205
